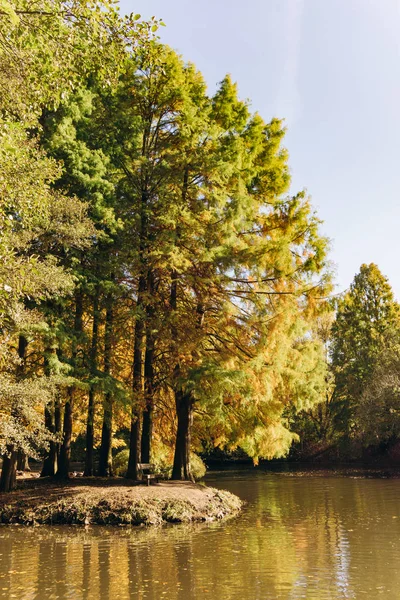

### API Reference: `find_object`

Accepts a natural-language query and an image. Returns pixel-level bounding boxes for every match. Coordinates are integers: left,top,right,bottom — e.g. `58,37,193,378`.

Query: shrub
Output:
113,449,129,476
112,446,206,480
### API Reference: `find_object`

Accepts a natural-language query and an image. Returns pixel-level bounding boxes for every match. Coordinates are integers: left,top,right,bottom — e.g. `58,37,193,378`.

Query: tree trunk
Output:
16,451,30,472
127,417,141,480
56,388,74,478
41,347,59,477
17,334,27,377
127,178,149,480
170,167,192,480
98,297,114,477
17,337,29,472
98,392,113,477
127,185,148,481
55,394,61,463
40,401,58,477
126,274,146,480
0,446,17,492
170,267,193,481
84,389,95,476
172,392,193,480
84,290,100,476
0,335,28,490
140,339,154,463
16,338,28,472
56,292,83,479
141,271,155,464
126,324,145,478
141,404,153,464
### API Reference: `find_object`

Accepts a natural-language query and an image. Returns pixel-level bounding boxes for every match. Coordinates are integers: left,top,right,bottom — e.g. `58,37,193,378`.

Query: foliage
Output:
290,265,400,460
0,375,55,456
112,449,129,476
0,0,154,488
113,446,207,480
0,3,333,487
0,123,92,332
0,0,158,123
357,341,400,447
330,263,400,439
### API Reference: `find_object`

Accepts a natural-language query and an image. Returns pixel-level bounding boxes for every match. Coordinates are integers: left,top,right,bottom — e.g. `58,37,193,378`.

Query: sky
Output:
120,0,400,298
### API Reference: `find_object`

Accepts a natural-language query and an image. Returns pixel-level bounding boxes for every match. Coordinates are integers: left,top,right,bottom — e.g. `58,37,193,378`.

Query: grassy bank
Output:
0,478,242,526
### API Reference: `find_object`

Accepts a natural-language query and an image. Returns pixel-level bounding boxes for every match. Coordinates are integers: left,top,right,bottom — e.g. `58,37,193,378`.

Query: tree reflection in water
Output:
1,472,400,599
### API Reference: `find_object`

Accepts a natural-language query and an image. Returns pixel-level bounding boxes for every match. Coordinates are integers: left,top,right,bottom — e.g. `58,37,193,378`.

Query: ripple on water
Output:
1,472,400,599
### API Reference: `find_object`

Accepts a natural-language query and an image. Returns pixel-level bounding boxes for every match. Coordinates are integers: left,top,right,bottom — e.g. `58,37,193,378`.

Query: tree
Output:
0,0,157,123
0,0,154,489
0,124,95,490
39,86,122,477
1,12,332,488
97,49,332,479
357,340,400,448
330,263,400,442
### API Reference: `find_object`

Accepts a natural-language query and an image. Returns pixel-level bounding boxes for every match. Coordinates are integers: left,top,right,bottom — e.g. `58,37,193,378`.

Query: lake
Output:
1,469,400,599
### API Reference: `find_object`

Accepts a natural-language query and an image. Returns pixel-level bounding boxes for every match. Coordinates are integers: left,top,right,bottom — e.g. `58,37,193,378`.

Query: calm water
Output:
1,470,400,599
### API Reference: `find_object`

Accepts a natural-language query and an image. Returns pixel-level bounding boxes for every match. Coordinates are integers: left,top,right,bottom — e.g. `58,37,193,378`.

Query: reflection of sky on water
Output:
289,574,308,599
335,525,354,599
287,516,354,599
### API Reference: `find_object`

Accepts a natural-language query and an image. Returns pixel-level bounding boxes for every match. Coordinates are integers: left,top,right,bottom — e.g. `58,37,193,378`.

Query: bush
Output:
112,446,206,480
190,453,207,479
113,448,129,476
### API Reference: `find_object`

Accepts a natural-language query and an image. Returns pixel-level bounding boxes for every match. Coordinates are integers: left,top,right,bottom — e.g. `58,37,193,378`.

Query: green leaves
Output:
330,263,400,439
0,0,156,123
0,0,19,25
0,7,332,476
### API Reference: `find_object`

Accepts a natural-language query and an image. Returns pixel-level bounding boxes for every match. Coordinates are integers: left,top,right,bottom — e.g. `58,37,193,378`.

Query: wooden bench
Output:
137,463,161,485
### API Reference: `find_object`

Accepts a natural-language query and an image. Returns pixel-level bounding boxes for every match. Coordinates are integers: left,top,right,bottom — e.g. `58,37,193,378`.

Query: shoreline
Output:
207,459,400,477
0,477,242,526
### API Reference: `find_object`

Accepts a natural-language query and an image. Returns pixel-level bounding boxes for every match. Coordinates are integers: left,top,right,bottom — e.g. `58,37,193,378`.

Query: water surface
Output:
1,470,400,599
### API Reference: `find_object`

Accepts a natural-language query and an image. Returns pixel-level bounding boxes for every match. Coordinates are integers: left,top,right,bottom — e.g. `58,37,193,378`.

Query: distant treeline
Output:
291,263,400,463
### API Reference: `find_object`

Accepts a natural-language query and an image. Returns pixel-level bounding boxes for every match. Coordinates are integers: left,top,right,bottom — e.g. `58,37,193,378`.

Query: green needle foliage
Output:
0,0,155,490
292,264,400,460
0,4,333,488
330,263,400,441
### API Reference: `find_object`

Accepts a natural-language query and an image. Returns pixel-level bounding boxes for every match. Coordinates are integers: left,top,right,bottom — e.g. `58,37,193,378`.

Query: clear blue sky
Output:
120,0,400,298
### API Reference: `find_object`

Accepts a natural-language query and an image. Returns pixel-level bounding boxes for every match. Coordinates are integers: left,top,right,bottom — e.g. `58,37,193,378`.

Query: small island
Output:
0,477,242,526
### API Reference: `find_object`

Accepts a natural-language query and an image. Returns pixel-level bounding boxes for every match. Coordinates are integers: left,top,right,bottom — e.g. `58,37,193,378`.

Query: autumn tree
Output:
1,5,333,487
91,47,333,480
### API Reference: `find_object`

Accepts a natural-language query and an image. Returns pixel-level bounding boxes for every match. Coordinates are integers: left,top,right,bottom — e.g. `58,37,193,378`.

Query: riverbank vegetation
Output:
1,0,396,496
